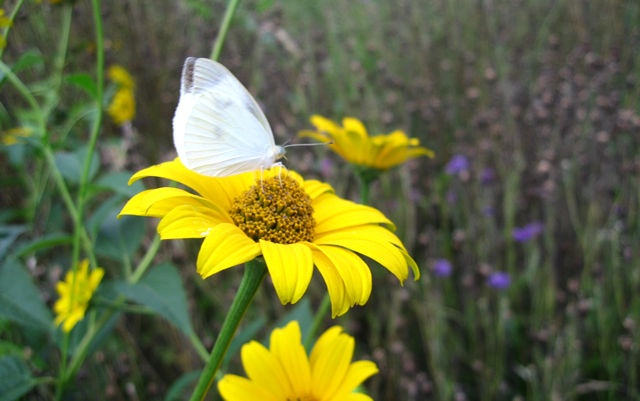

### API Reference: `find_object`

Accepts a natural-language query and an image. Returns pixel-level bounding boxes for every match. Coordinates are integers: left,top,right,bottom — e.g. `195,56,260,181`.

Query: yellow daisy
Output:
119,159,419,317
218,320,378,401
300,115,434,171
107,65,135,89
53,259,104,332
107,87,135,124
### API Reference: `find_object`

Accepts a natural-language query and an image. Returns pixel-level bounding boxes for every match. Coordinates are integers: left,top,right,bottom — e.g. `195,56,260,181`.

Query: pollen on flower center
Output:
229,175,315,244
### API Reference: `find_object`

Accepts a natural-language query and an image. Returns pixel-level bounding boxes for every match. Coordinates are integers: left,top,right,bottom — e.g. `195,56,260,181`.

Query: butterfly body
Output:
173,57,284,177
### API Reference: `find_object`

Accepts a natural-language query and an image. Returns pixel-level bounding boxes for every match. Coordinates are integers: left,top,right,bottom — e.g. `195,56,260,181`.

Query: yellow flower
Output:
218,320,378,401
1,127,32,145
119,159,419,317
107,88,135,124
300,115,434,171
0,9,13,28
107,65,135,89
53,260,104,332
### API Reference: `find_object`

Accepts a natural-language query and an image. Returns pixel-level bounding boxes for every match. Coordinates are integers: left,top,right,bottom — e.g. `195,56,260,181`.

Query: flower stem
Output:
0,0,27,60
209,0,241,61
304,293,331,350
189,259,267,401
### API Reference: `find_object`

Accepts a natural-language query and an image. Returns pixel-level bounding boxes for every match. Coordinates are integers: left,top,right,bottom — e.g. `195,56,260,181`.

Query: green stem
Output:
304,293,331,350
189,259,267,401
0,0,27,60
57,2,104,397
129,233,161,283
360,177,370,205
209,0,242,61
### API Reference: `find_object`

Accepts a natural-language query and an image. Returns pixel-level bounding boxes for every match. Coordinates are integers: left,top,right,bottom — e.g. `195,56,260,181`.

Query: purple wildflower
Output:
512,222,544,242
433,259,452,277
445,154,469,175
480,167,495,184
487,271,510,289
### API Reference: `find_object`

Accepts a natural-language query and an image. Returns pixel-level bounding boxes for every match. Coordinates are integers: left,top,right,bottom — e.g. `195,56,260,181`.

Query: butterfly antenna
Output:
283,141,334,148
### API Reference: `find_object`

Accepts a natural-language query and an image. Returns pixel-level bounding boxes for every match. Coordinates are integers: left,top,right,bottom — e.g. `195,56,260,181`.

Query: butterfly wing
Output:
173,57,278,177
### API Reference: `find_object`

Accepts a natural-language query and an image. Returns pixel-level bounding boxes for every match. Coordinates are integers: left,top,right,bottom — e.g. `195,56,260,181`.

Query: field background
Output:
2,0,640,400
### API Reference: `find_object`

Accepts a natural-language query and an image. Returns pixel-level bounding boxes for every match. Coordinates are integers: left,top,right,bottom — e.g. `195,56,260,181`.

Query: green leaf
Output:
0,355,35,401
12,233,73,259
94,213,145,263
0,225,26,260
53,146,99,185
89,171,145,198
86,195,126,238
0,260,53,332
66,73,98,100
164,370,201,401
113,262,195,337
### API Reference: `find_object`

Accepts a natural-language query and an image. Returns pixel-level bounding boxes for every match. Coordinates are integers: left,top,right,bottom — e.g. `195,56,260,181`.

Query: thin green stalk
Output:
209,0,242,61
57,2,104,398
189,259,267,401
304,293,331,350
0,0,27,60
129,233,161,283
360,176,370,205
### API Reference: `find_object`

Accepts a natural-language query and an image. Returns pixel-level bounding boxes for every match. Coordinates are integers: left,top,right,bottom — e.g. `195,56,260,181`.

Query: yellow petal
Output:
310,326,354,400
156,204,220,239
196,223,261,278
308,245,349,317
298,130,332,143
330,360,378,400
313,194,395,233
241,341,292,398
128,158,245,209
314,245,372,307
270,322,311,395
119,187,229,221
302,179,334,200
343,393,375,401
218,374,278,401
310,115,342,135
260,241,313,305
315,226,411,283
342,117,368,139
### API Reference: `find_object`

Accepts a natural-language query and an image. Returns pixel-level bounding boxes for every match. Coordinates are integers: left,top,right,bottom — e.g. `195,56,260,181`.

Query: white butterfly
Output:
173,57,285,177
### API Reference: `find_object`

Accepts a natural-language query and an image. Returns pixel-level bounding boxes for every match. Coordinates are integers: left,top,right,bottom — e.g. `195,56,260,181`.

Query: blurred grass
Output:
1,0,639,399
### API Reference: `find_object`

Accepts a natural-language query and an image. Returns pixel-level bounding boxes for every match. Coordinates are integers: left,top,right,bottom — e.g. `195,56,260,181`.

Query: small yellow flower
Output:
53,260,104,332
119,159,419,317
218,320,378,401
107,65,135,89
300,115,434,171
1,127,32,145
0,9,13,28
107,88,135,124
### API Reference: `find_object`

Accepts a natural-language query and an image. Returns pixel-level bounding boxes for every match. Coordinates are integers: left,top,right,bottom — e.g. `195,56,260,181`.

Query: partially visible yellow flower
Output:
119,159,419,317
53,260,104,332
107,65,135,89
2,127,32,145
108,88,135,124
300,115,434,171
0,9,13,28
218,320,378,401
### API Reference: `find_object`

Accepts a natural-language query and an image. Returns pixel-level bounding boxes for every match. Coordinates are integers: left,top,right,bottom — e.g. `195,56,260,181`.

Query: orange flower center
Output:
229,175,315,244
